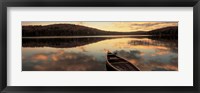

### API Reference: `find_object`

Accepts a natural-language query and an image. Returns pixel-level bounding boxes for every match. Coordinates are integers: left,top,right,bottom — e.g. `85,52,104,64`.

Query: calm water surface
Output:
22,36,178,71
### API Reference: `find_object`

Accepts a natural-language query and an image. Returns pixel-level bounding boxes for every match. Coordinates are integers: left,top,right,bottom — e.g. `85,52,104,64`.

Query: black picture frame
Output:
0,0,199,93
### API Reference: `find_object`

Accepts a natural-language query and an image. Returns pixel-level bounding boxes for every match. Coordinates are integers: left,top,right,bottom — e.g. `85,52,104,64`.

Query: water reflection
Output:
22,36,178,71
23,50,106,71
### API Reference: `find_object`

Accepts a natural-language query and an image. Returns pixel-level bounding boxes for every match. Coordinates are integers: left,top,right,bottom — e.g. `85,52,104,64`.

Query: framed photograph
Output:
0,0,199,93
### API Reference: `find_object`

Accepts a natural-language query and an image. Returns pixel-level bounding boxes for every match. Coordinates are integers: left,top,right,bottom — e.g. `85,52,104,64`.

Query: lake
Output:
22,35,178,71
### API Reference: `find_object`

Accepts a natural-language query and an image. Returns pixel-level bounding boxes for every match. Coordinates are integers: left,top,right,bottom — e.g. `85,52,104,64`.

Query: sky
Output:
22,21,178,32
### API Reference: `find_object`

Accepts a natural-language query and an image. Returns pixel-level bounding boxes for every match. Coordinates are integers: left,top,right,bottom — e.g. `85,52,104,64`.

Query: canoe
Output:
106,51,140,71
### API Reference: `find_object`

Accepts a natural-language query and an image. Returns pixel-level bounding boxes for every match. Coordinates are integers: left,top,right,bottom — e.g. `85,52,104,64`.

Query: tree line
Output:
22,24,178,37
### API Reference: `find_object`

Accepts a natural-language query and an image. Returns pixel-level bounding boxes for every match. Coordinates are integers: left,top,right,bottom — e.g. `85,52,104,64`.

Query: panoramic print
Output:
22,21,178,71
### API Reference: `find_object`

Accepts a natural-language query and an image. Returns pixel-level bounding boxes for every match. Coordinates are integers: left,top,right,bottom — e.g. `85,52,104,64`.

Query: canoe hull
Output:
106,62,118,71
106,51,140,71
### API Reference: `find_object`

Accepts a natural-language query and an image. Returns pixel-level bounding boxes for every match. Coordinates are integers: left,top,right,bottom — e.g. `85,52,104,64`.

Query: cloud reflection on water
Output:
22,37,178,71
111,38,178,71
23,50,106,71
114,49,178,71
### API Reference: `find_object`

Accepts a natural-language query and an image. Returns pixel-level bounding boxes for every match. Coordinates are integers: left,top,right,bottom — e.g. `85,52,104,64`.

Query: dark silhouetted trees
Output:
22,24,178,37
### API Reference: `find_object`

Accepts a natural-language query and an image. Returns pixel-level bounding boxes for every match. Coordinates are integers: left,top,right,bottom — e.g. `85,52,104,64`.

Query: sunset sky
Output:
22,21,178,32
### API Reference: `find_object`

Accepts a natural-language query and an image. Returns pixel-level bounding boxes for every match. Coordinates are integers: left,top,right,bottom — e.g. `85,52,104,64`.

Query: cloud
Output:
113,49,178,71
30,54,48,62
111,22,178,31
115,50,142,60
22,50,105,71
136,56,178,71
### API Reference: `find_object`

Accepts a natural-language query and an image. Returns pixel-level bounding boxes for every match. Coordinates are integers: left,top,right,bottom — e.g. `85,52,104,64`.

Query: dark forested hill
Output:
147,26,178,36
22,24,177,37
